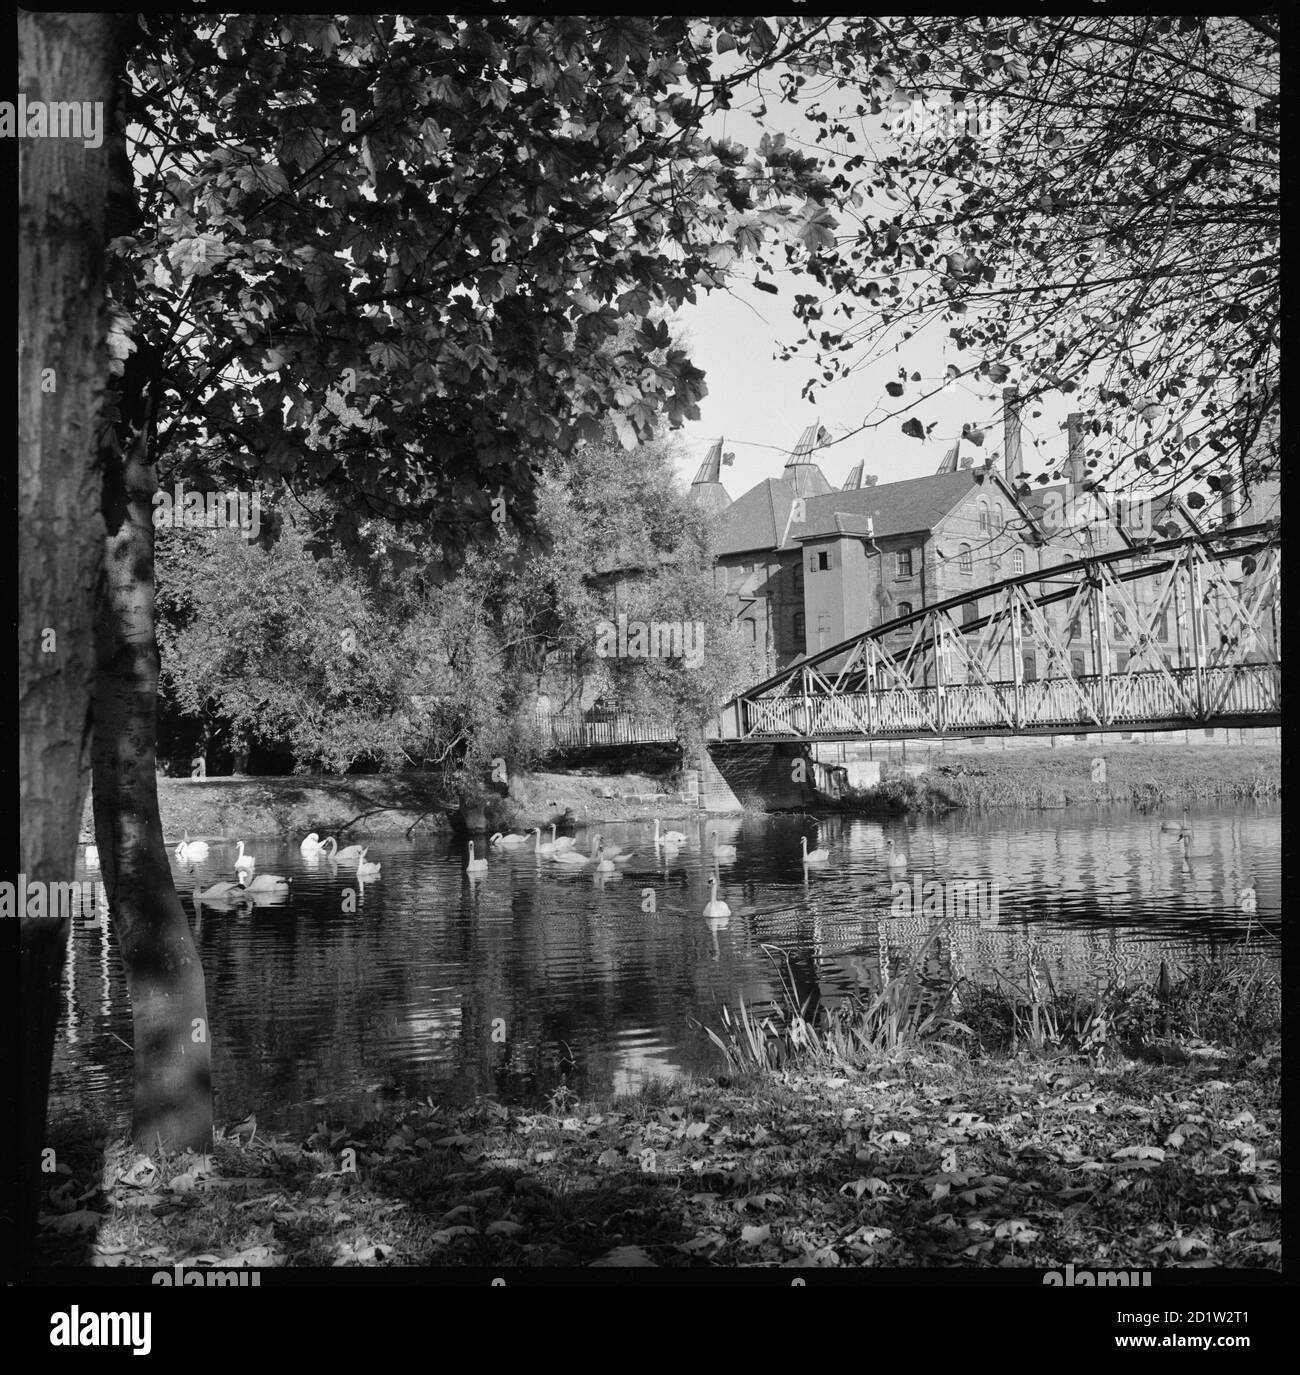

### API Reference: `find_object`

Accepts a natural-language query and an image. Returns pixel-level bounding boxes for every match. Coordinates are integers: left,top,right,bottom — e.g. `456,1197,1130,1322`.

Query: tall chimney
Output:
1221,472,1238,527
1066,412,1086,486
1003,385,1023,482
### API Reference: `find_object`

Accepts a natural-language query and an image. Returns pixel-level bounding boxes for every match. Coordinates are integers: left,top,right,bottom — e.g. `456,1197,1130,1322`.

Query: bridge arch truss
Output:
720,524,1280,742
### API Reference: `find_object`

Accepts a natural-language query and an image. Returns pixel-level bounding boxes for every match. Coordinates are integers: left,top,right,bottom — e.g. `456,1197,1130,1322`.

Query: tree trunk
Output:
93,342,214,1153
17,10,121,1253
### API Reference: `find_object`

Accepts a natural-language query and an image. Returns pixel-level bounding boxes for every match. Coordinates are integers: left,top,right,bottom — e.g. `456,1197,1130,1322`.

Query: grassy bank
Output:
77,768,703,843
40,946,1279,1272
885,742,1280,811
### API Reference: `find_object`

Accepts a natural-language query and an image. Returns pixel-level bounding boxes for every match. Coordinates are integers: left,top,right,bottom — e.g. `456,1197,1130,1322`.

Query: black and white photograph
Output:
12,8,1282,1327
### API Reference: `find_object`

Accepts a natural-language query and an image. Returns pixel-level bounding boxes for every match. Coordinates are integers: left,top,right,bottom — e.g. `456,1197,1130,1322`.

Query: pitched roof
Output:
714,469,978,554
712,478,797,556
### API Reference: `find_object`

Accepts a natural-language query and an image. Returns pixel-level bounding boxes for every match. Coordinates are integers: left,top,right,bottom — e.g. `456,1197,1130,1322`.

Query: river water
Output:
53,802,1279,1133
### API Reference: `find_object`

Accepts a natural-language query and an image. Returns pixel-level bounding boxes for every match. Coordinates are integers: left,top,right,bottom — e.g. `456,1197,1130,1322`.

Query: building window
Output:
1071,651,1086,676
895,548,913,578
1155,608,1168,641
1011,547,1025,576
792,611,805,649
743,619,756,643
1116,650,1130,673
962,602,979,626
958,544,972,572
897,601,913,619
792,560,803,590
1022,652,1037,682
994,506,1005,533
977,500,990,534
815,551,830,572
1068,614,1082,641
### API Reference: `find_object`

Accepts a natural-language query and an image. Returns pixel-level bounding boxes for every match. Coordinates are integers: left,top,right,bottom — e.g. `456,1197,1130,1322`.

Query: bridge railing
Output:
532,709,678,749
739,662,1281,739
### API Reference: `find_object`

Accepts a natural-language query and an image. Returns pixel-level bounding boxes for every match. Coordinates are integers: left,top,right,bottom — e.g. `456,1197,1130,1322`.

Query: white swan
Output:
466,841,488,873
884,839,907,868
533,826,556,856
175,831,210,862
550,824,576,852
200,879,247,901
703,874,731,918
243,872,289,893
356,853,381,879
552,845,591,866
1160,808,1191,834
85,844,99,868
234,841,255,875
801,835,829,864
319,836,365,863
1178,832,1214,861
300,832,329,855
654,819,687,847
710,833,737,860
1239,886,1257,913
594,844,616,874
589,833,634,862
490,831,528,848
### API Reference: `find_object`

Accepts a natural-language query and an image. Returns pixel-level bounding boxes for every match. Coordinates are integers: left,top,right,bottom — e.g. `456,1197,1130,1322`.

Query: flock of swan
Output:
82,806,1257,917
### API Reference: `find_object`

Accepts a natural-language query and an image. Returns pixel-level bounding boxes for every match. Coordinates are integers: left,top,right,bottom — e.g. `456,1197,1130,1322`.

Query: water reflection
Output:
53,802,1279,1132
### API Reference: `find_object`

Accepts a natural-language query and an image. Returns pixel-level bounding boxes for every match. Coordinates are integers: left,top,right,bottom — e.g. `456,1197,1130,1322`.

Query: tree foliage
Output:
775,15,1278,505
118,13,838,569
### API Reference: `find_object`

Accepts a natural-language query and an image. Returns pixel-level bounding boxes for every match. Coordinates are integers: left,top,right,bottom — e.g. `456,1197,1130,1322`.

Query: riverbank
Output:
869,741,1280,812
40,1036,1280,1271
78,741,1279,842
77,768,704,843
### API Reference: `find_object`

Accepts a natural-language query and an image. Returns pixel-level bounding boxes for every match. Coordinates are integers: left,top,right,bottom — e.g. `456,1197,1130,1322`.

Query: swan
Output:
589,833,634,862
552,845,592,866
1160,809,1191,834
1239,886,1257,913
85,844,99,868
243,872,290,893
319,836,365,863
233,841,255,875
200,879,247,901
300,832,330,855
801,835,829,864
550,825,576,852
654,819,687,847
356,851,381,880
466,841,488,873
533,826,557,856
594,844,616,874
884,840,907,868
175,831,210,862
710,833,737,860
490,831,528,848
1178,833,1214,861
703,874,731,918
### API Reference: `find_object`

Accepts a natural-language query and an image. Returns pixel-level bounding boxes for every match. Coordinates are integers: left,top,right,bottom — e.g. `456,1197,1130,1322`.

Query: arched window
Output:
1011,547,1025,576
977,500,990,534
897,601,913,619
792,611,805,650
993,505,1005,533
958,544,972,572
